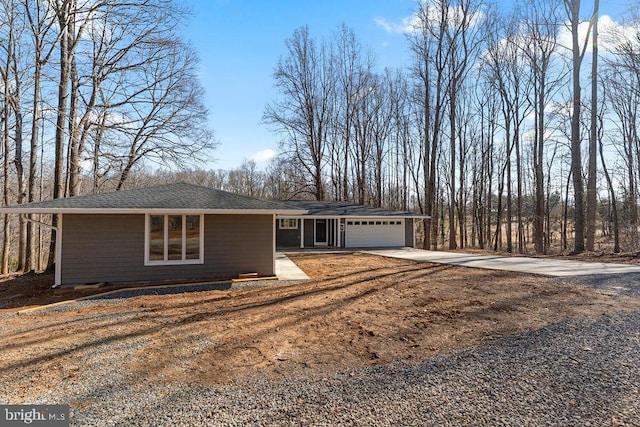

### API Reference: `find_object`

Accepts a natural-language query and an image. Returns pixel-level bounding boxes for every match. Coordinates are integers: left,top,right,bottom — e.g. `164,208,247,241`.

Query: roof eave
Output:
0,208,309,215
277,213,431,219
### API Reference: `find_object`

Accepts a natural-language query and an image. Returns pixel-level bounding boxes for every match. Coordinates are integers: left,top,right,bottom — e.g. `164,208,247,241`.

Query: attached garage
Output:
345,219,405,248
275,200,428,250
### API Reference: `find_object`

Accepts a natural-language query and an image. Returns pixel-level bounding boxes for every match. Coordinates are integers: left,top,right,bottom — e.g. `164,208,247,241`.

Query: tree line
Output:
2,0,640,274
0,0,213,273
263,0,640,255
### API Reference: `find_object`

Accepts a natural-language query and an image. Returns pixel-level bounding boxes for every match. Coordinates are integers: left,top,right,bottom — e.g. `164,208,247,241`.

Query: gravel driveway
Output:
5,311,638,426
2,272,639,426
556,272,640,297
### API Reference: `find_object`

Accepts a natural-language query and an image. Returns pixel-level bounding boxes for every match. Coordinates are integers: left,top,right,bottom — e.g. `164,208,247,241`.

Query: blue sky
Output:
182,0,629,171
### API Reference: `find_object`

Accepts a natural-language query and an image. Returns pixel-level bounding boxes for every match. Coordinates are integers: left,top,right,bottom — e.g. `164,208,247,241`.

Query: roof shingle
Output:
279,200,425,217
1,182,304,213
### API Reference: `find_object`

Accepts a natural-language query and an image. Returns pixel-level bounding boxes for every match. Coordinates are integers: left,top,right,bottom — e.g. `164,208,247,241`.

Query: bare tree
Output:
0,0,26,270
264,26,334,200
370,69,398,207
521,0,564,254
1,17,10,273
226,160,266,199
24,0,58,270
47,0,74,268
482,10,532,253
112,44,212,190
597,83,619,252
330,24,375,201
604,35,640,248
586,0,599,251
407,0,488,250
564,0,595,253
0,0,213,274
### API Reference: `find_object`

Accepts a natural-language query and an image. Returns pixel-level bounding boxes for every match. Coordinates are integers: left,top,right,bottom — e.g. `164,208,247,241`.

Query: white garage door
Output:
345,219,405,248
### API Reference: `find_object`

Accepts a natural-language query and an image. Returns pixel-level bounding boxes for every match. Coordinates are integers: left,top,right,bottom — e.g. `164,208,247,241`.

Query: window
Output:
279,218,298,229
145,214,204,265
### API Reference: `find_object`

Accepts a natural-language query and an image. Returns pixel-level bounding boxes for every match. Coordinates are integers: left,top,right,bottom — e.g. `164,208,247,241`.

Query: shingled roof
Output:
279,200,427,218
0,182,306,214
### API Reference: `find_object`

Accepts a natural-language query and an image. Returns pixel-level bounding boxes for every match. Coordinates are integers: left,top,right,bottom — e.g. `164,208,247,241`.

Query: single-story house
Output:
275,200,428,249
0,183,429,287
0,182,306,287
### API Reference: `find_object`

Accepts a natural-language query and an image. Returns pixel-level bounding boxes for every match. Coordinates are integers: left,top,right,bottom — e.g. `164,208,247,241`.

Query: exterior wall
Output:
275,220,301,247
303,219,314,247
405,218,414,247
61,213,274,285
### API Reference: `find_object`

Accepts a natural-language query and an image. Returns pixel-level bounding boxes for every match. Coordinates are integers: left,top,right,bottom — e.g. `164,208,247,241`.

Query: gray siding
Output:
405,218,414,247
276,221,300,247
303,219,314,247
61,214,274,285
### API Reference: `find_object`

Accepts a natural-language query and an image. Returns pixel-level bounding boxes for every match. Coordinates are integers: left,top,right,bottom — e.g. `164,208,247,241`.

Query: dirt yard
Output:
2,253,640,395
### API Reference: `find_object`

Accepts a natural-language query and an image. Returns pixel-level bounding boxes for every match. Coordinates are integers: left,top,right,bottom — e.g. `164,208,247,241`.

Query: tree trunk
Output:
534,80,545,254
26,60,43,272
2,98,10,274
563,168,572,251
13,101,25,271
515,131,524,253
48,0,72,270
586,0,599,251
68,52,81,196
448,87,457,250
568,0,585,253
506,154,513,253
599,125,619,252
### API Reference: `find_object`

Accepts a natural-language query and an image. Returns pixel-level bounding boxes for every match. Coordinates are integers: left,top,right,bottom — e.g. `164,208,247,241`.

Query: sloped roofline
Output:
0,182,307,215
3,208,309,214
276,199,430,218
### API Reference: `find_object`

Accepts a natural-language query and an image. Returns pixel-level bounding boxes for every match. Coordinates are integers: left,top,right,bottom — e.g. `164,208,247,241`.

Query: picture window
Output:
146,214,203,265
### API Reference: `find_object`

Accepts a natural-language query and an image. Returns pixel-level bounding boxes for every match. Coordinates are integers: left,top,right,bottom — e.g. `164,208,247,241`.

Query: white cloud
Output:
374,16,417,34
375,2,484,36
557,14,638,55
249,148,276,163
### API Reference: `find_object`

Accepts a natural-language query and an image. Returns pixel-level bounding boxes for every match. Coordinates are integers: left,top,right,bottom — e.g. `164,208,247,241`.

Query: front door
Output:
315,219,328,246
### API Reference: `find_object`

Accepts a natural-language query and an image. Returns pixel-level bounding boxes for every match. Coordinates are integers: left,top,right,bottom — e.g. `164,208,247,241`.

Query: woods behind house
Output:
1,0,640,273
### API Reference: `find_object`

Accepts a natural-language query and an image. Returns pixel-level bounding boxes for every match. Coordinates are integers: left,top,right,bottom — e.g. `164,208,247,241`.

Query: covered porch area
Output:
276,216,343,249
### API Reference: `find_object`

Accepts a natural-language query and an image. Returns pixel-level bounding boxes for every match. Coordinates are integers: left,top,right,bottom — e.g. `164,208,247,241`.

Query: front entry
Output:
314,219,328,246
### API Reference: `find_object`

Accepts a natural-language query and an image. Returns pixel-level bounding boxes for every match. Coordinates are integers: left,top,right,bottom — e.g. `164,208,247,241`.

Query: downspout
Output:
21,214,62,288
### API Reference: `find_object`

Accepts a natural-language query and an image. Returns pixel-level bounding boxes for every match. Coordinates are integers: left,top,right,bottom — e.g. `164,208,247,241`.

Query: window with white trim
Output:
145,214,204,265
279,218,298,229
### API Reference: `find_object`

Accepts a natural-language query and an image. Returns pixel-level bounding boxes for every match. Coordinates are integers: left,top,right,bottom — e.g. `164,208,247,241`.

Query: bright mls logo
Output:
1,405,69,426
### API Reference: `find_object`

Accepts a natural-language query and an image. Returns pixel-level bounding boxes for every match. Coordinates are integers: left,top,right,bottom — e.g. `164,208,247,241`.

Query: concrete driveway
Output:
364,248,640,277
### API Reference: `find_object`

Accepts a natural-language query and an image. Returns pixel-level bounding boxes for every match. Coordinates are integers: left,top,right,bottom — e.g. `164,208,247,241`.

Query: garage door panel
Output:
345,219,404,247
